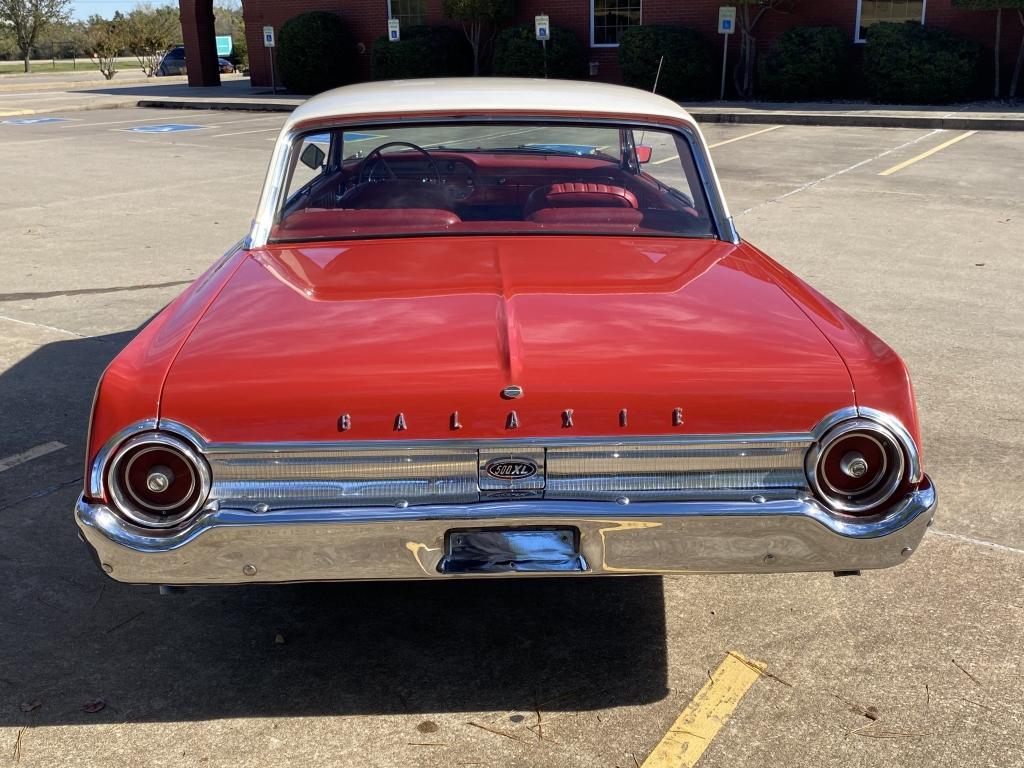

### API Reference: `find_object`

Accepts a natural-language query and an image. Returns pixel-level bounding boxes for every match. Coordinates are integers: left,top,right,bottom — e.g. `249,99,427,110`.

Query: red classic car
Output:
76,79,936,585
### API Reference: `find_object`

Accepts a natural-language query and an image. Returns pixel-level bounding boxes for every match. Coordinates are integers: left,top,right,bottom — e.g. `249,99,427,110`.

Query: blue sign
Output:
722,19,732,30
2,117,71,125
343,132,382,142
126,124,206,133
525,143,599,156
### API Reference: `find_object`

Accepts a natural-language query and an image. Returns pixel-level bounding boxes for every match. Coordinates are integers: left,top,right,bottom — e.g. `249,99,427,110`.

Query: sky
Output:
71,1,140,20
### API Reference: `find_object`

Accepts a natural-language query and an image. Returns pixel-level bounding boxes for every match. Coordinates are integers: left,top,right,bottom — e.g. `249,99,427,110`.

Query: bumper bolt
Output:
242,564,257,576
101,563,113,574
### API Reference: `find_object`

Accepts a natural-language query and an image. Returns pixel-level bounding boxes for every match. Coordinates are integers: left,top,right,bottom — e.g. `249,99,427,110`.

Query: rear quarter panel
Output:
739,242,922,454
84,246,249,500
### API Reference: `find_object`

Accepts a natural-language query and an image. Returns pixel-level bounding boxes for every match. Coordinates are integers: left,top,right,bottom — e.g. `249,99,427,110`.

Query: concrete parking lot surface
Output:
0,109,1021,767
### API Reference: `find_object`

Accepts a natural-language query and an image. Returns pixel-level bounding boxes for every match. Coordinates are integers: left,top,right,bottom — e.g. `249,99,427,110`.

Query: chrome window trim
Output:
247,115,739,249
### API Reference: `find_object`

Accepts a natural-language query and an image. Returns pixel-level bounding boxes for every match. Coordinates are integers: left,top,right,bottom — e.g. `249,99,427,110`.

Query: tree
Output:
123,5,179,76
951,0,1024,99
732,0,796,99
442,0,514,76
0,0,72,72
86,12,124,80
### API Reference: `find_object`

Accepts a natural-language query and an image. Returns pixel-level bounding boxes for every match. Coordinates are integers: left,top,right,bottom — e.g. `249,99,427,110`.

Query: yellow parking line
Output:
708,124,784,149
641,651,766,768
652,125,783,165
878,130,976,176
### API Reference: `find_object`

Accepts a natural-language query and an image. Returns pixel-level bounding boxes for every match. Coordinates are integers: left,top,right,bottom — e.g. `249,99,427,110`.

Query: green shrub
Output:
492,23,585,79
863,22,980,104
618,25,715,101
277,11,356,94
758,27,851,101
372,25,472,79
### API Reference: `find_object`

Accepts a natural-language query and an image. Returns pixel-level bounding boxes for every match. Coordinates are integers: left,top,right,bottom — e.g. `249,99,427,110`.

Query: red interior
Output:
270,150,710,241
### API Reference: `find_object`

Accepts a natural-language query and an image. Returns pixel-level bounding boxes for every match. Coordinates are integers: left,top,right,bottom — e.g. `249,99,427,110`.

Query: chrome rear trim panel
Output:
200,434,812,509
76,479,935,584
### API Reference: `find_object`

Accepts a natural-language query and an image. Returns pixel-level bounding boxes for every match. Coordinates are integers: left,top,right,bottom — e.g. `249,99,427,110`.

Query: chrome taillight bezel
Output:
806,415,912,515
106,432,211,528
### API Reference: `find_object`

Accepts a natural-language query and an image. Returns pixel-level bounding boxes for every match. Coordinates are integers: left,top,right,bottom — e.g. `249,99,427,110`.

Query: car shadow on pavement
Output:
0,329,669,726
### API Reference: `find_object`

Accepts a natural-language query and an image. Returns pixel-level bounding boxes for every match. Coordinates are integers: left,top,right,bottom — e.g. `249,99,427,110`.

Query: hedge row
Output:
276,12,985,104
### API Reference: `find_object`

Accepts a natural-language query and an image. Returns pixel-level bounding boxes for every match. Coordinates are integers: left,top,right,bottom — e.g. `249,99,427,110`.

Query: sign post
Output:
263,25,276,93
388,19,401,42
717,7,735,100
535,15,550,78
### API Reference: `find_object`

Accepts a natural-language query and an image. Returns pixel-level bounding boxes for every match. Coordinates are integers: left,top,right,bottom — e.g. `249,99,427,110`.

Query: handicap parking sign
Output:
126,124,205,133
2,117,71,125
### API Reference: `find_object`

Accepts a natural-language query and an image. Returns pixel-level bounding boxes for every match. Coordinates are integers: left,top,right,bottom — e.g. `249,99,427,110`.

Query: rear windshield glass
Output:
272,121,717,242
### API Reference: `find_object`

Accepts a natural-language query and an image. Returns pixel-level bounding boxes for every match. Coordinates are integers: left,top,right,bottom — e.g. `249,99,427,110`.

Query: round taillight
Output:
107,433,210,527
807,419,906,515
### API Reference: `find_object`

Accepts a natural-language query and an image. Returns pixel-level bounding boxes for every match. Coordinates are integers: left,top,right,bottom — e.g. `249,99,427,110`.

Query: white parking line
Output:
737,128,944,217
211,126,281,139
0,441,66,473
60,112,210,128
652,125,784,165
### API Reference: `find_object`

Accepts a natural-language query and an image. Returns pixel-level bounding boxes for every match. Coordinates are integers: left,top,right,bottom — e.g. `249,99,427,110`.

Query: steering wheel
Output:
359,141,442,185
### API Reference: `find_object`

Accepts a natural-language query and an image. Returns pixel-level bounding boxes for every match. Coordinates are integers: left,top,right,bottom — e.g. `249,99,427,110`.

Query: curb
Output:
0,98,141,118
136,97,1024,131
137,98,297,113
693,111,1024,131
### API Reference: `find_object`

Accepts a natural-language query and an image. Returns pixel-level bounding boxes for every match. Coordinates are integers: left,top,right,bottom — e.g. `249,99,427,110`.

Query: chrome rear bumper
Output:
75,478,935,584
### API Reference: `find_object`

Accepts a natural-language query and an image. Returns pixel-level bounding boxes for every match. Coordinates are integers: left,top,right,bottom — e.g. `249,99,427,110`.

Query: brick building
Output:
178,0,1017,93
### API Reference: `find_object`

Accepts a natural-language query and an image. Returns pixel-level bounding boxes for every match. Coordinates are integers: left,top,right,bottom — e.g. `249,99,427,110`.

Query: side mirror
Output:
300,142,326,170
635,145,653,164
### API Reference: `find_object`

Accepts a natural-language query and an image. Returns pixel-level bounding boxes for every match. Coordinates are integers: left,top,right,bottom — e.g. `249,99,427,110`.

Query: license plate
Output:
439,527,587,574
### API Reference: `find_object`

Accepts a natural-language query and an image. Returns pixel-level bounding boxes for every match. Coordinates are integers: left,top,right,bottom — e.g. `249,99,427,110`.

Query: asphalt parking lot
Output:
1,107,1022,768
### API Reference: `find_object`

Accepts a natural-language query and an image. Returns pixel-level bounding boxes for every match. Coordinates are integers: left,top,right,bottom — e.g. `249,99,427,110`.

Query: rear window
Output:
272,121,717,242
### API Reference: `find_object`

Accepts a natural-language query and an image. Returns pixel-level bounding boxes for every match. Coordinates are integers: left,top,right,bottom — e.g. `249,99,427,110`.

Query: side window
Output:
387,0,427,26
856,0,925,42
286,134,331,203
591,0,642,47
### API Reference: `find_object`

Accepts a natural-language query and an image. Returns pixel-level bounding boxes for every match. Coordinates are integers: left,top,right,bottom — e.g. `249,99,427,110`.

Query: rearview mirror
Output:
300,142,326,170
635,145,653,164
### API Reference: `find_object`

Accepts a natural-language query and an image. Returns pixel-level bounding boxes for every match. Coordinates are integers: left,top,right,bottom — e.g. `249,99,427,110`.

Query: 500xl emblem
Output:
485,458,538,481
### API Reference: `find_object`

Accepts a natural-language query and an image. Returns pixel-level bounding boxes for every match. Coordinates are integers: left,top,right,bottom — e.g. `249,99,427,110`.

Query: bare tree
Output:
732,0,796,99
442,0,514,76
123,5,179,76
951,0,1024,99
87,13,124,80
0,0,72,72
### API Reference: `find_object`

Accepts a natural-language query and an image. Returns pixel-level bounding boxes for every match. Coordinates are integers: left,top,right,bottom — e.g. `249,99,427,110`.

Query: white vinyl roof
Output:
283,78,698,130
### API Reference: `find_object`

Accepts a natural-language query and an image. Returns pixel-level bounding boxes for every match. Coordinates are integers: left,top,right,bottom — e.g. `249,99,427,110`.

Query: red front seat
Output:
523,183,639,218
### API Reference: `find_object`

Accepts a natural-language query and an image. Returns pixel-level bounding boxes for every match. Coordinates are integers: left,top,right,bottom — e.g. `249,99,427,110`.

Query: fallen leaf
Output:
83,699,106,714
19,701,41,713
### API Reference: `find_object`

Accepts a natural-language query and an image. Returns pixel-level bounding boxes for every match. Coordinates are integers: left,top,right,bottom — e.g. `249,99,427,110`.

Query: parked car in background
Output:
76,79,936,587
155,45,185,76
155,45,235,76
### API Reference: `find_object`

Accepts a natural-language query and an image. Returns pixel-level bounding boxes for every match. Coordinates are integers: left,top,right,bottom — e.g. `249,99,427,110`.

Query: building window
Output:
388,0,426,26
591,0,642,47
855,0,926,42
